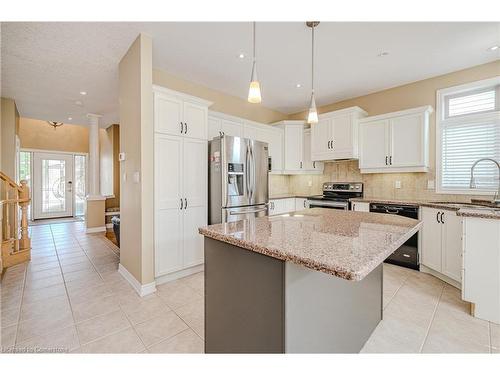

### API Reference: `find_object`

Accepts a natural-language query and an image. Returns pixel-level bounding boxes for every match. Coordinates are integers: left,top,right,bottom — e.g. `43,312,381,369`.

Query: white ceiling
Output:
1,22,499,126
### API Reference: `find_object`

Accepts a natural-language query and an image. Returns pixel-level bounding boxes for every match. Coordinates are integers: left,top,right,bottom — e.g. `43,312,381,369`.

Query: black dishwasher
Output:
369,203,419,270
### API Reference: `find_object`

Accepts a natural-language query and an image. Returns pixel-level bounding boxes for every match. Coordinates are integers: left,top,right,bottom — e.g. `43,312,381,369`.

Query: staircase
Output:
1,171,31,272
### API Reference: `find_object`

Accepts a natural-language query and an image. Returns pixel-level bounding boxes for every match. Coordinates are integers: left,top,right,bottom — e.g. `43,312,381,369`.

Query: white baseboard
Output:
86,226,106,234
118,264,157,297
155,264,204,286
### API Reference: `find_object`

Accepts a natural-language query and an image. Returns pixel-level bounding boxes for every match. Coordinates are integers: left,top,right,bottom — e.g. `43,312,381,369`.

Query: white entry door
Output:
33,152,74,219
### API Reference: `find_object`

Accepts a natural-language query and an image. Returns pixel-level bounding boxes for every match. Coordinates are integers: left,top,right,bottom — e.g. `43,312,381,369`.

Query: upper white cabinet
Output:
244,120,284,174
310,107,368,161
359,106,433,173
154,85,212,140
274,121,324,174
208,114,243,140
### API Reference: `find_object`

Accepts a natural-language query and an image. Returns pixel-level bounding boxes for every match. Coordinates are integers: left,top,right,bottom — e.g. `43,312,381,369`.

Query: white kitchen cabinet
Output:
269,198,296,215
154,86,211,281
351,201,370,212
295,198,307,211
421,206,462,283
154,85,212,140
359,106,432,173
274,121,324,174
244,120,284,174
462,217,500,324
208,115,243,140
310,107,368,161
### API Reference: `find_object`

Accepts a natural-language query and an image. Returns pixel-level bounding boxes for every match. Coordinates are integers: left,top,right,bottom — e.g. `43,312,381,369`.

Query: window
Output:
437,77,500,194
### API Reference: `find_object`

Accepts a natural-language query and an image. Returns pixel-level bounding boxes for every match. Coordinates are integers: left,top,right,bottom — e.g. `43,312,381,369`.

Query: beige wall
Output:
1,98,19,178
19,117,89,153
281,60,500,202
119,33,154,285
153,69,286,124
86,199,105,228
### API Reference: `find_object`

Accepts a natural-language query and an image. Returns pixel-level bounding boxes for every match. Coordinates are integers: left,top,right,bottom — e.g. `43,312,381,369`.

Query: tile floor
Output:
1,221,499,353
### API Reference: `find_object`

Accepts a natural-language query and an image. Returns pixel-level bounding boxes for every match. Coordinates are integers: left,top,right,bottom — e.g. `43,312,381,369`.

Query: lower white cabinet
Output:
154,134,207,278
295,198,307,211
269,198,296,215
421,207,463,283
351,201,370,212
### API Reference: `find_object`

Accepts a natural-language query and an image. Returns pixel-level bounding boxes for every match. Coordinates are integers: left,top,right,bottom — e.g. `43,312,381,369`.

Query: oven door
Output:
306,200,349,210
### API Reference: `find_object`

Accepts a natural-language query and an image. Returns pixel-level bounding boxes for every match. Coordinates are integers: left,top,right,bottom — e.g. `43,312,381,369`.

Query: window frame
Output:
436,76,500,195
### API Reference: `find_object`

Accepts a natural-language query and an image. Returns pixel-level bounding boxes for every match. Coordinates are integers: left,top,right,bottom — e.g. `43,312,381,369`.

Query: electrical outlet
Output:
427,180,435,189
308,180,313,187
395,180,401,189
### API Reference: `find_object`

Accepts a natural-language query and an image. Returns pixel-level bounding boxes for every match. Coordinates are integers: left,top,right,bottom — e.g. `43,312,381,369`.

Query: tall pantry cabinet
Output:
153,85,212,282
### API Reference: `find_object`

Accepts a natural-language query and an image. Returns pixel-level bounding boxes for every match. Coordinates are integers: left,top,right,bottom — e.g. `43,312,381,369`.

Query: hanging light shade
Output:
248,22,262,104
47,121,64,130
306,21,319,124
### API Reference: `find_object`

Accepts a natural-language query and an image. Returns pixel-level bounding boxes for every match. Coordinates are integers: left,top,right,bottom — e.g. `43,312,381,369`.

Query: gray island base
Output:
204,237,382,353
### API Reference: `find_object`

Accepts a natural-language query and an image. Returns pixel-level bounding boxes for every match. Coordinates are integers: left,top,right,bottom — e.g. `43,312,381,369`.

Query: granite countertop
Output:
350,197,500,220
199,208,421,281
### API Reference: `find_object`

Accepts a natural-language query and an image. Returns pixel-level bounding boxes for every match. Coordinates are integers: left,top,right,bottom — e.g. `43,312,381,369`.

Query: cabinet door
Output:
208,116,221,141
421,207,442,272
311,118,331,161
302,129,314,170
154,135,184,276
359,120,389,169
441,211,463,282
221,119,243,138
295,198,307,211
331,114,353,156
284,125,303,171
266,127,284,173
154,93,183,136
390,114,424,167
183,101,207,140
183,205,206,267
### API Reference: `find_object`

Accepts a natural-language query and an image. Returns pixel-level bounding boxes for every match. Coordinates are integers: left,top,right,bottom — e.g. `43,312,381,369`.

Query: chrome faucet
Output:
469,158,500,205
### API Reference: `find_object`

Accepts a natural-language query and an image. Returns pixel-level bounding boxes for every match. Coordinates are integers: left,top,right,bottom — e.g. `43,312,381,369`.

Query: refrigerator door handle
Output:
245,144,251,199
250,142,256,201
229,206,268,215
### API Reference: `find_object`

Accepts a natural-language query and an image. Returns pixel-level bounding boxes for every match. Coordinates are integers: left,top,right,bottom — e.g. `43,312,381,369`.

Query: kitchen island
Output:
199,208,421,353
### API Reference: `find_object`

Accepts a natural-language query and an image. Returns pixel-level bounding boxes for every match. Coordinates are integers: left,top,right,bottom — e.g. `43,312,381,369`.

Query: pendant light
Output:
248,22,262,104
306,21,319,124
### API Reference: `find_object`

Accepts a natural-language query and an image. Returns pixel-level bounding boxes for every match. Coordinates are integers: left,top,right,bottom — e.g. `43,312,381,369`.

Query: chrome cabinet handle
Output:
313,161,316,168
180,198,183,210
389,155,392,165
385,156,388,165
331,139,334,149
327,141,331,149
184,122,187,134
303,200,306,208
184,198,187,209
440,212,444,224
300,161,303,169
180,122,184,134
436,211,440,223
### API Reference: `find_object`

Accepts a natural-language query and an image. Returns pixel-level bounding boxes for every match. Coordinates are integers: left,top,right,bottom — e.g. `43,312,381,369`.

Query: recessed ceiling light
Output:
487,45,499,51
296,83,302,88
80,91,87,95
377,51,389,57
238,53,245,59
68,117,73,121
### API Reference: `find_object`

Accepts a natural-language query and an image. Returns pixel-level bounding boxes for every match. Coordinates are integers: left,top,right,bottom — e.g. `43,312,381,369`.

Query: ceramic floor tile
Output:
16,309,75,343
134,311,189,347
24,274,64,291
60,260,95,274
119,294,171,325
25,267,62,281
1,307,20,328
79,327,145,353
16,325,79,353
491,323,500,352
20,295,72,322
72,294,121,322
157,280,201,310
147,329,204,353
180,272,204,295
76,309,131,344
0,324,18,348
22,283,67,304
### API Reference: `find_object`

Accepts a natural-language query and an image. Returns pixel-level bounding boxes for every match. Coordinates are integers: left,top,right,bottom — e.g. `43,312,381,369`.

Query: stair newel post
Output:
18,180,31,252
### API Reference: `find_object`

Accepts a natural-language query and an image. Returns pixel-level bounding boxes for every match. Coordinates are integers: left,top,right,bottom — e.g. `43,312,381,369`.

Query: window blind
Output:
441,119,500,190
446,89,496,118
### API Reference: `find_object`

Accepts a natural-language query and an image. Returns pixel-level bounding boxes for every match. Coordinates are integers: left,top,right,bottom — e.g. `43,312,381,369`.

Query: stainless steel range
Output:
306,182,363,210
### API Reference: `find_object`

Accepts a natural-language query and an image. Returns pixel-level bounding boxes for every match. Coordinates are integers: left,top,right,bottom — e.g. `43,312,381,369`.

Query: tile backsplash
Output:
269,160,490,203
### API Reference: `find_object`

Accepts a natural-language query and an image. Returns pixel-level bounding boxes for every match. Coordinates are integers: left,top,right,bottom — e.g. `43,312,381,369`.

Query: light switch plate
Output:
119,152,126,161
427,180,435,189
308,180,313,187
395,180,401,189
133,171,140,183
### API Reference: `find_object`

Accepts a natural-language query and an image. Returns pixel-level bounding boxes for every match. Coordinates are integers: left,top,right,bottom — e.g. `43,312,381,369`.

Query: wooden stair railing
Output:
1,171,31,272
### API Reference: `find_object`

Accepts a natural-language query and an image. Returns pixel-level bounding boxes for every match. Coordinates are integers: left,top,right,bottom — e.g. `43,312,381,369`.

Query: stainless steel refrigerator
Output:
208,135,269,224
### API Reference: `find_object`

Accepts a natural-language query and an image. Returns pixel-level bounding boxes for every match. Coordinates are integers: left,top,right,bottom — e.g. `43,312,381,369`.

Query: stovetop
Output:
307,182,363,202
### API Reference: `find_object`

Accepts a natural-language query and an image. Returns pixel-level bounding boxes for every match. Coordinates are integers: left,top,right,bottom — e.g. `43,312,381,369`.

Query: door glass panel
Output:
19,151,32,218
41,159,66,214
74,155,86,216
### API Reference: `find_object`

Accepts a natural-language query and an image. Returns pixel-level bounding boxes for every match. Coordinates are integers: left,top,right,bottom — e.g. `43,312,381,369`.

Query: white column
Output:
87,113,103,199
